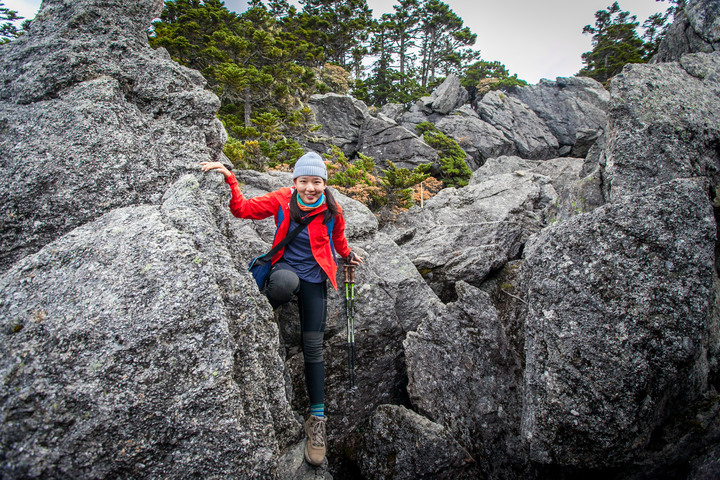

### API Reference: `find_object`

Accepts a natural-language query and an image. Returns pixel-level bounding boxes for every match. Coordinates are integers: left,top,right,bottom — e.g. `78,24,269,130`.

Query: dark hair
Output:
290,187,339,224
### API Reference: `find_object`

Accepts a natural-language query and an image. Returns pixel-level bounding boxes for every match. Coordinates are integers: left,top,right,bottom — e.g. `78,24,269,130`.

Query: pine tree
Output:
641,11,667,59
266,0,294,19
1,1,24,44
390,0,421,84
363,15,397,106
354,13,425,108
641,0,682,60
151,0,318,126
462,60,527,101
295,0,373,71
578,2,646,84
151,0,242,72
150,0,320,169
417,0,479,87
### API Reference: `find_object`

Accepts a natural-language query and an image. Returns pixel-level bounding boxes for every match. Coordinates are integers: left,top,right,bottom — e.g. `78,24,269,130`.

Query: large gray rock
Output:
404,282,525,478
520,178,716,468
276,442,334,479
385,170,556,301
1,0,164,103
475,90,559,160
532,158,592,220
379,102,404,121
0,175,299,479
357,113,439,171
652,0,720,63
469,155,541,182
426,74,469,114
397,108,430,132
306,93,368,156
689,442,720,480
576,133,610,212
627,388,720,480
509,76,609,157
435,106,514,170
603,52,720,200
356,404,474,480
0,0,226,273
472,155,588,221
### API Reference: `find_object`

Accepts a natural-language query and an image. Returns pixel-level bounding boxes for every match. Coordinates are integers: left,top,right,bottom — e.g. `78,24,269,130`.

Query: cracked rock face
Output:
404,282,525,478
357,113,439,171
356,404,474,480
306,93,368,156
435,106,514,170
0,0,226,273
305,93,439,171
509,76,609,158
652,0,720,63
425,73,469,114
521,178,716,468
0,175,298,479
603,52,720,201
475,90,559,160
383,169,557,302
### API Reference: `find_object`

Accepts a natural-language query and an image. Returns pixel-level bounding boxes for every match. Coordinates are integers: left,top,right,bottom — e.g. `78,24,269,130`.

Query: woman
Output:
201,151,363,467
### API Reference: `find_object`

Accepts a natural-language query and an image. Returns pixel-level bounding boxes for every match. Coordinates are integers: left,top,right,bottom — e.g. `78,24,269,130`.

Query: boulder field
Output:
1,1,719,479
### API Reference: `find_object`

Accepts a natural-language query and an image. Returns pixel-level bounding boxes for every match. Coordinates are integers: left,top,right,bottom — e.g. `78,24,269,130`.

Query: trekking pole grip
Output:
348,265,355,283
344,264,350,283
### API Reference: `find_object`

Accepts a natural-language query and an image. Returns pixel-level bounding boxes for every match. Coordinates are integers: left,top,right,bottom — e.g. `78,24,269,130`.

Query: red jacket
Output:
225,173,352,289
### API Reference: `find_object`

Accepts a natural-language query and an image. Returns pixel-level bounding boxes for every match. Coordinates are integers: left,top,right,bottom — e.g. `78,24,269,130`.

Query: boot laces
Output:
311,418,326,448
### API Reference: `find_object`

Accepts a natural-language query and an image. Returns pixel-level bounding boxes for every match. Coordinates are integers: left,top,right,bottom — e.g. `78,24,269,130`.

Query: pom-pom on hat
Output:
293,151,327,180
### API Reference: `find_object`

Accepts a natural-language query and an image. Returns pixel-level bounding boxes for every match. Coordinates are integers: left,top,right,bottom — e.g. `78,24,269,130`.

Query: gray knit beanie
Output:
293,151,327,180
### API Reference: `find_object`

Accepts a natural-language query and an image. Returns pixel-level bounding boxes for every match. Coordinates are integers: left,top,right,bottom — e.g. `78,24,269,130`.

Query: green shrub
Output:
325,146,385,209
267,139,306,167
223,137,264,171
325,146,436,214
313,64,351,95
416,122,472,187
220,107,317,170
379,161,431,209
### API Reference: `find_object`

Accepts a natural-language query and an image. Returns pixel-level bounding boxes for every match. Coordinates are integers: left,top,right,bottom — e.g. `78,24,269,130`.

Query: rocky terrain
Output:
1,0,719,479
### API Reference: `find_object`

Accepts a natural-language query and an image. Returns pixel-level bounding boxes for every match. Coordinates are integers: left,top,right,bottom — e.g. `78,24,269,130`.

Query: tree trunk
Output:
399,35,406,85
244,89,251,127
420,34,430,87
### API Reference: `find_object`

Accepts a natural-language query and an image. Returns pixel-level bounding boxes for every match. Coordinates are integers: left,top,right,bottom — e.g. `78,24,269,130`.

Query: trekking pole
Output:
349,265,356,390
344,265,356,391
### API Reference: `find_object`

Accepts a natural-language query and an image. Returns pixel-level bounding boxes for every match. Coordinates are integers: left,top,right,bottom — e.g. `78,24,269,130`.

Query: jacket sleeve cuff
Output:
225,172,238,185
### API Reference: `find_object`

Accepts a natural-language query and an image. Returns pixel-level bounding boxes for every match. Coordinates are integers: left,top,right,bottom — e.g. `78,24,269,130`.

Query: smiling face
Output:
293,175,326,204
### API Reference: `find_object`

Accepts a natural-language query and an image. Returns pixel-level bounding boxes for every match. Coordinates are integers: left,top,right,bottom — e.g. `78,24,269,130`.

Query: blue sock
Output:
310,404,324,418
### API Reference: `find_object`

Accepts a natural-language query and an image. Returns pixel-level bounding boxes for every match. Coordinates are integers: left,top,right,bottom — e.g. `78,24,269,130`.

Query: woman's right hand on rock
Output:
200,161,232,178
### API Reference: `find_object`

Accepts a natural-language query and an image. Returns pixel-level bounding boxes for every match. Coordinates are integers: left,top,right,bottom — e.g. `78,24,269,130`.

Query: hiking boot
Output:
304,415,326,466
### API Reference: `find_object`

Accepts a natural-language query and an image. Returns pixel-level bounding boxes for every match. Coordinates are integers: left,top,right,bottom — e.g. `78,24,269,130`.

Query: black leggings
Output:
265,263,327,406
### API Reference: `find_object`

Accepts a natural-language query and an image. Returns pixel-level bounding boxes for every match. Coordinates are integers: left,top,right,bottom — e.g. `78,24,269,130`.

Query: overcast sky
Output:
5,0,670,84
